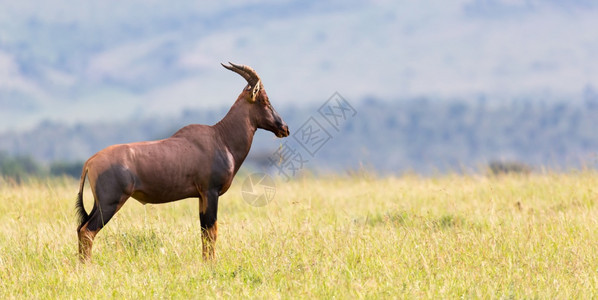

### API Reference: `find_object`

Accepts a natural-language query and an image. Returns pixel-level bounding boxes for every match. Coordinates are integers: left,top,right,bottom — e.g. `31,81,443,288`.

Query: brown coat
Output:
76,63,289,262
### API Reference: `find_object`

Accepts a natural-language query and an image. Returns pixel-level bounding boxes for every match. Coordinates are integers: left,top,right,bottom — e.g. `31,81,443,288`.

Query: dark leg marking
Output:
200,190,219,260
78,165,133,262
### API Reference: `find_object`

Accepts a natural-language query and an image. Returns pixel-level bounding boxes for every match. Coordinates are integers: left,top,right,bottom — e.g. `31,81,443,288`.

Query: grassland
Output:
1,172,598,298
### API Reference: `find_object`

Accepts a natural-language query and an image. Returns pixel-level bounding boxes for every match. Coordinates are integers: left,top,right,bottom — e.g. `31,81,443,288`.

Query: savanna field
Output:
1,172,598,298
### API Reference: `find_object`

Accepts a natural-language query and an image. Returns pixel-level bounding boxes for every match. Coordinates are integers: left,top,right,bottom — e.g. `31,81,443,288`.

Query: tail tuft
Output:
76,166,89,230
75,191,89,230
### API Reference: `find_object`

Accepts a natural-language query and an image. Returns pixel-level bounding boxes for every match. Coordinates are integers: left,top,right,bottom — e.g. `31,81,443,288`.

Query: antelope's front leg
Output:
199,191,219,260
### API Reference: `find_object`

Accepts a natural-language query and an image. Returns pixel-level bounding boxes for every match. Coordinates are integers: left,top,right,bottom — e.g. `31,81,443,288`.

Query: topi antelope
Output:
76,63,289,262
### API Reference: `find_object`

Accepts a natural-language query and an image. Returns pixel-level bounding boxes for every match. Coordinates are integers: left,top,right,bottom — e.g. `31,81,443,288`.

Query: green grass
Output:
1,172,598,298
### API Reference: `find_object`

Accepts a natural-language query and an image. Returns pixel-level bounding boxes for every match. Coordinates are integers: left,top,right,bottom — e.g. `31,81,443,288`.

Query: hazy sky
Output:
1,0,597,130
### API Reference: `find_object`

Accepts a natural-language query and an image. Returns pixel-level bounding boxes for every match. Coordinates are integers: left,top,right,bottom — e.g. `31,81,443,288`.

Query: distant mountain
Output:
1,0,598,131
2,92,598,175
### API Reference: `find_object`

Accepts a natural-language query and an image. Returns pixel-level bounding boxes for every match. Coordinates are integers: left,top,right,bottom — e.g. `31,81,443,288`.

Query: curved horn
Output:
221,62,260,87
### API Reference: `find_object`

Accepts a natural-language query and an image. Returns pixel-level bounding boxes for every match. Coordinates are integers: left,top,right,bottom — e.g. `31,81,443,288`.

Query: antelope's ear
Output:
249,81,261,103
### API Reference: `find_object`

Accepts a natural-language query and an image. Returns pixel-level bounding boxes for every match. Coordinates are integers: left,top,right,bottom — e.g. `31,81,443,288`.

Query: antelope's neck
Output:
214,103,257,173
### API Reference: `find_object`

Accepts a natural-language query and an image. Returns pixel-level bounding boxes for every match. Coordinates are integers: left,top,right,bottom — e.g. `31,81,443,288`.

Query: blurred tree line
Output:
1,86,598,177
0,151,83,180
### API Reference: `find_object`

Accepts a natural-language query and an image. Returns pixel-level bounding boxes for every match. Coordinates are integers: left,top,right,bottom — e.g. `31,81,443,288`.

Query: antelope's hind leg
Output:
78,166,135,262
78,186,130,262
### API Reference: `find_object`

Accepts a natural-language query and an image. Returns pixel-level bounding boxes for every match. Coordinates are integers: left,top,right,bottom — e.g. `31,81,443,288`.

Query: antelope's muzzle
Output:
276,123,290,138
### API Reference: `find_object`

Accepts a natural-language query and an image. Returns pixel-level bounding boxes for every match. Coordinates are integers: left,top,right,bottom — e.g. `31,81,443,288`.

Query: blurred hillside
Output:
2,87,598,175
1,0,598,176
1,0,598,130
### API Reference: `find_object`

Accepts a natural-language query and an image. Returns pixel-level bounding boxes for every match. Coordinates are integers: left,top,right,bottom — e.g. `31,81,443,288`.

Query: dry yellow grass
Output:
0,172,597,298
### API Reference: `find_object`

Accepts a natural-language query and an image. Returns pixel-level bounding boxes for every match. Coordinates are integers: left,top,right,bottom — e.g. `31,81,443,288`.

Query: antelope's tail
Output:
75,164,89,230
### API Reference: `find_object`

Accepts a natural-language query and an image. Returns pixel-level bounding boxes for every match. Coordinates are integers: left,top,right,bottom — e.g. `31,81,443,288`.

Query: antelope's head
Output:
222,62,290,138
